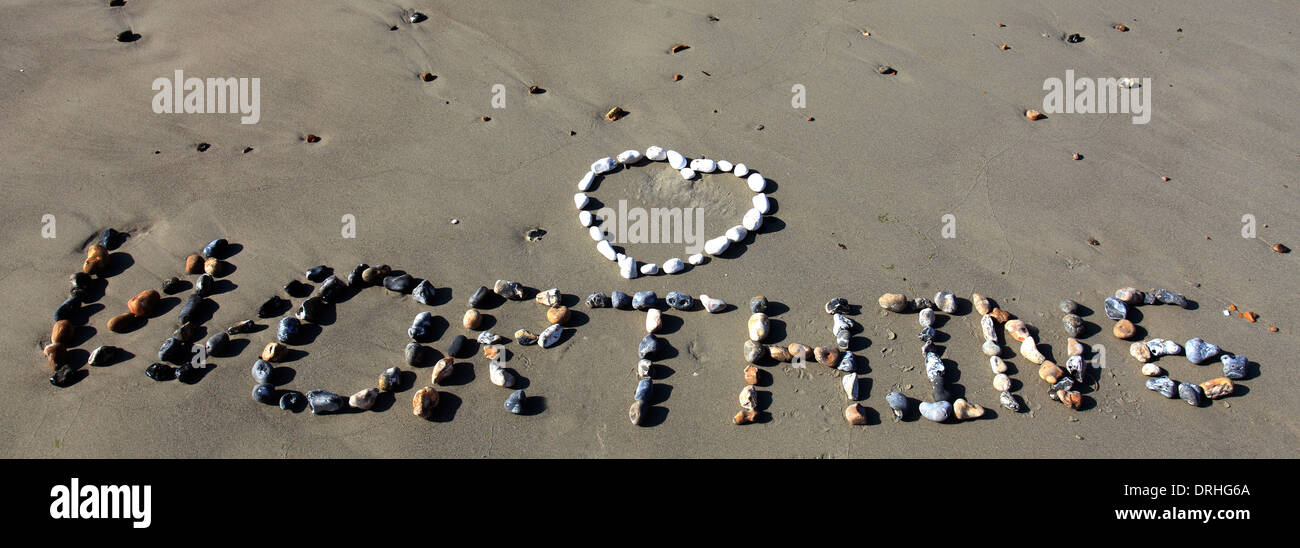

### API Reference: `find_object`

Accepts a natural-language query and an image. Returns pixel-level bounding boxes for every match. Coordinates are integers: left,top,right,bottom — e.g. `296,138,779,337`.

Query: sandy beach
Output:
1,0,1296,458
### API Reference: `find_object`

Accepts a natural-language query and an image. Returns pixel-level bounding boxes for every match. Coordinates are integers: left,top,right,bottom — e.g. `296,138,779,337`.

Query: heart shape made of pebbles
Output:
573,147,774,278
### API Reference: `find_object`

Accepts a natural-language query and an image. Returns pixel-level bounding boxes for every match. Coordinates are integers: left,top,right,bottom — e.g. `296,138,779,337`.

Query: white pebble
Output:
842,374,860,400
688,253,705,265
752,194,771,214
640,263,660,275
618,255,638,279
588,226,605,241
746,172,766,192
591,157,617,174
579,211,593,227
574,193,590,209
679,167,696,180
689,158,717,173
667,150,687,169
717,160,734,172
704,236,731,255
742,208,763,231
616,149,643,164
663,258,685,274
645,146,667,161
725,225,748,242
596,240,616,261
700,294,726,313
646,308,662,333
733,163,750,177
578,171,595,191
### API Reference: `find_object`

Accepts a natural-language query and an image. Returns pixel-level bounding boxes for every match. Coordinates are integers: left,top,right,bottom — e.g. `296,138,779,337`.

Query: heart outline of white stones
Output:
574,146,773,279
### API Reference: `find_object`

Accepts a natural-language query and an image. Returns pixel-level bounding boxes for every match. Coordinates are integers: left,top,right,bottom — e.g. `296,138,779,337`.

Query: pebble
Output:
176,293,204,326
350,388,379,410
1039,361,1064,384
87,345,116,367
814,346,841,368
590,157,617,174
717,160,734,172
844,403,869,425
739,385,758,410
1115,287,1144,304
317,275,346,303
953,398,985,420
733,163,750,177
277,317,301,343
688,253,705,265
379,366,402,391
261,342,287,362
1059,299,1078,314
405,342,430,366
748,313,769,342
744,340,764,364
769,345,792,362
638,359,653,379
477,331,502,345
413,387,439,418
578,210,594,227
611,291,631,309
617,149,643,164
704,235,731,255
913,297,935,311
295,297,327,325
532,288,560,307
1141,363,1162,377
1058,390,1082,410
666,291,693,310
514,329,538,346
145,362,174,381
749,296,768,314
980,315,997,342
981,340,1000,357
1062,314,1083,337
1113,319,1137,339
1103,297,1127,320
993,373,1011,391
284,279,312,298
305,266,332,283
733,410,758,425
258,295,287,318
919,401,951,422
361,265,390,286
184,254,204,275
989,307,1010,323
1178,382,1203,406
461,287,488,310
632,291,657,311
972,293,991,315
999,391,1020,412
878,293,908,313
408,311,436,342
743,365,759,385
540,323,563,348
689,158,717,173
412,280,437,305
447,334,470,358
659,258,685,275
384,274,416,293
586,292,610,308
460,309,482,330
678,169,694,182
596,240,616,261
886,391,908,420
725,225,748,243
1130,341,1152,363
1067,338,1085,357
925,352,945,383
741,208,764,232
347,264,368,287
1200,377,1234,399
700,294,726,313
1221,354,1248,379
919,308,936,328
666,150,687,169
1004,320,1030,342
1185,338,1219,364
989,356,1008,374
1153,289,1189,308
934,291,956,314
226,319,255,335
488,362,515,388
645,146,667,161
432,357,454,385
505,390,526,414
158,337,188,363
837,353,858,373
1146,376,1177,398
836,329,850,350
1021,338,1046,364
1066,355,1087,382
618,255,639,279
630,400,646,426
752,194,772,214
746,173,767,193
279,392,303,411
640,262,661,275
253,383,277,404
205,332,229,355
306,390,345,414
634,378,654,402
547,305,571,325
99,228,125,250
918,326,936,342
645,308,662,333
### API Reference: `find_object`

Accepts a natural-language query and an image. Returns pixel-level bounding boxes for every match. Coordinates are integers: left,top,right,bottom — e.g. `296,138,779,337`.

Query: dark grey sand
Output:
1,1,1295,457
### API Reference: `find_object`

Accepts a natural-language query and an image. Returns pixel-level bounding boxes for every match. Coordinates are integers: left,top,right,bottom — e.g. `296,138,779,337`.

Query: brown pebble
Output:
604,107,627,121
421,72,435,82
481,116,491,122
82,256,106,275
51,320,74,345
732,409,757,425
1072,152,1082,160
261,342,287,362
305,134,321,143
844,404,868,425
127,289,160,316
673,74,682,81
462,309,481,329
106,312,137,333
1274,243,1291,253
413,387,439,418
1026,109,1045,120
989,307,1011,323
546,305,570,325
786,343,810,360
744,365,759,385
769,345,792,363
1059,390,1082,409
1039,362,1065,384
482,345,501,360
670,43,689,53
1242,311,1258,322
203,257,221,277
1269,326,1279,333
1088,238,1100,246
1161,176,1170,182
1201,377,1234,399
86,244,107,260
1115,24,1129,32
44,343,68,366
1113,319,1136,339
806,116,815,121
999,44,1010,50
528,85,543,94
814,346,842,367
185,253,204,274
